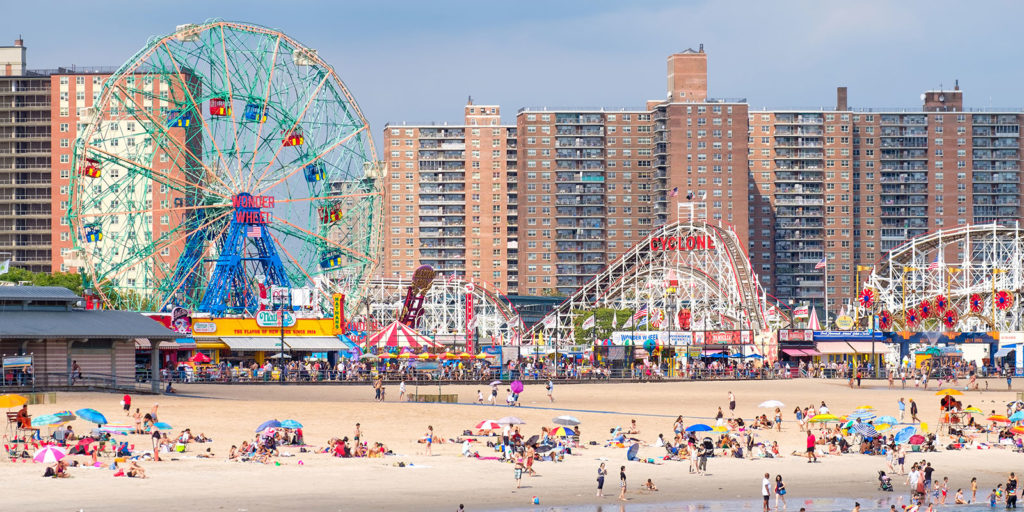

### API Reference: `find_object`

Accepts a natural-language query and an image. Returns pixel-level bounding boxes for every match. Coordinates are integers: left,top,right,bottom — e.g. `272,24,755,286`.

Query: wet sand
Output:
2,378,1020,511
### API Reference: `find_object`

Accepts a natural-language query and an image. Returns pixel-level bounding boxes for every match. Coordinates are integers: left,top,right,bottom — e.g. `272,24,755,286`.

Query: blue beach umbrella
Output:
685,423,712,432
280,419,303,429
154,422,172,430
853,422,879,437
75,408,107,426
1010,411,1024,422
256,419,282,432
895,426,916,444
877,416,898,425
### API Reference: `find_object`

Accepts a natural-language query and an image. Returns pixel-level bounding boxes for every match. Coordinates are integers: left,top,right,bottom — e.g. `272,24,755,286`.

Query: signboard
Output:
465,285,475,353
256,310,296,328
143,308,192,335
332,294,345,334
2,355,32,369
693,330,753,345
835,315,855,330
611,331,693,346
649,234,716,252
813,330,885,341
778,329,814,342
192,321,217,334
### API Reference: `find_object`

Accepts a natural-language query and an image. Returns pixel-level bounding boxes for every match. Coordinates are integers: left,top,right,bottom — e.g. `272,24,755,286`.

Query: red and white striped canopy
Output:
364,321,440,350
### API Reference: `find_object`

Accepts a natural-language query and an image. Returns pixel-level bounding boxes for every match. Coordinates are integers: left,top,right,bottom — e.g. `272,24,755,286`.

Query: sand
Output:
2,377,1021,511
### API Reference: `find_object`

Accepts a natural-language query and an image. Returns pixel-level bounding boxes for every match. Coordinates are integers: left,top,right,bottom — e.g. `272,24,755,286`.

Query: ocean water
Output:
489,495,995,511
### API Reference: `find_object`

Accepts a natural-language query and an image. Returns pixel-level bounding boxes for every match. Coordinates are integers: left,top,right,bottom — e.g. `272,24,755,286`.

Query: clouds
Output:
4,0,1023,148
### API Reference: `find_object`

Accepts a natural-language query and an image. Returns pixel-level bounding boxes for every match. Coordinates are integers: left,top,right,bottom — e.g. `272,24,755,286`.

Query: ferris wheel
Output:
68,21,383,315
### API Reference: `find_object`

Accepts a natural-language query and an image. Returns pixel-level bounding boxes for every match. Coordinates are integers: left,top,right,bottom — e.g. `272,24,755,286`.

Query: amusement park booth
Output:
188,315,354,365
0,286,178,391
812,331,890,369
777,329,820,363
882,331,999,369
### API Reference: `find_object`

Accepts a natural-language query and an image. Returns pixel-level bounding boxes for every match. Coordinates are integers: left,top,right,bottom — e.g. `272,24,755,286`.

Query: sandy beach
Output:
3,377,1022,511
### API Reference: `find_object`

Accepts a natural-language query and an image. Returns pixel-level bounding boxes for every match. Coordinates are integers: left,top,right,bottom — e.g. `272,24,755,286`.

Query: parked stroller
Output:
878,470,893,492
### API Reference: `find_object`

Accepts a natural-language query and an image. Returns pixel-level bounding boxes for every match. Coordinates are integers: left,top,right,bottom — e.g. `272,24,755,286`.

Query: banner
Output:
778,329,814,342
581,315,595,331
542,315,557,329
610,331,693,346
466,285,475,353
332,293,345,334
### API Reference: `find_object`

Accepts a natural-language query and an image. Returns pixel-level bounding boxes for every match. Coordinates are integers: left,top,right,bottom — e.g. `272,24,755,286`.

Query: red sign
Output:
235,211,272,224
232,195,275,208
649,235,716,252
778,329,814,342
693,330,753,345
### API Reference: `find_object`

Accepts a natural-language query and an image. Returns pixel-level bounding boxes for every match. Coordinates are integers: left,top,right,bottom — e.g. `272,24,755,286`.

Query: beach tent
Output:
363,321,440,350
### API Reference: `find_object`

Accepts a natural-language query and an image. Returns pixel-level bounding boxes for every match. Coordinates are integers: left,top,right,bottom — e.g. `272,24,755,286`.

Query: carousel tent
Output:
363,321,441,350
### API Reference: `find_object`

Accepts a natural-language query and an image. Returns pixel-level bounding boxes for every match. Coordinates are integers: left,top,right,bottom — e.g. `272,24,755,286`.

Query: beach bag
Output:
43,467,55,477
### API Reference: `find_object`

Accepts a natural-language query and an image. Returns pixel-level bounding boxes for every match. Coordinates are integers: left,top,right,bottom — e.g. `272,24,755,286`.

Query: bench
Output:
407,394,459,403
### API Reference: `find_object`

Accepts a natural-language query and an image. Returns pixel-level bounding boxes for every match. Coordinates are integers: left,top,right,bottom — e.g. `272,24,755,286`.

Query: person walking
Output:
910,398,920,423
806,431,816,463
546,379,554,403
1008,471,1018,508
489,383,497,405
399,381,406,401
762,472,772,512
122,393,131,416
513,454,524,488
425,425,434,456
728,391,736,416
619,465,628,501
775,474,787,510
596,462,607,497
898,398,906,423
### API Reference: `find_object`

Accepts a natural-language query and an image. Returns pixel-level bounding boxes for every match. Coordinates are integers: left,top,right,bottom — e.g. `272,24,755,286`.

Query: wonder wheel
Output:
68,21,383,315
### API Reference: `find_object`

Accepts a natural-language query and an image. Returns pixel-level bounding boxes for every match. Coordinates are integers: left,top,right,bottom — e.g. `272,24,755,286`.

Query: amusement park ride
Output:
68,21,383,318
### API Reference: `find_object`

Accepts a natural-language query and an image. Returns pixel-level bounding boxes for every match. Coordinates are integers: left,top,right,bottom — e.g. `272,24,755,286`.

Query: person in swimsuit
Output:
425,425,433,456
619,465,627,501
596,462,607,497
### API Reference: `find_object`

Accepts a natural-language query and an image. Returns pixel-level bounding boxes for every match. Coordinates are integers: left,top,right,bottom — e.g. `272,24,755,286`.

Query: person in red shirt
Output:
806,431,817,463
123,394,131,416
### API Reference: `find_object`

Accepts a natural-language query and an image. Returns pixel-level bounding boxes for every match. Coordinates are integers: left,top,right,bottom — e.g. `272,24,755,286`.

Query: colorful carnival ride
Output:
68,21,382,317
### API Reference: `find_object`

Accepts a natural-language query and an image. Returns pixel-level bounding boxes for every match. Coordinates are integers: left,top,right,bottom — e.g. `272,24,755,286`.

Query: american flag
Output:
670,187,679,198
927,253,940,271
246,225,261,238
632,307,648,321
815,257,827,270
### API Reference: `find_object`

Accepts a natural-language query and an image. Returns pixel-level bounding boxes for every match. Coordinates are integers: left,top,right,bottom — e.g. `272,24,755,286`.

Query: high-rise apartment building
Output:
0,38,52,272
382,47,1024,321
381,104,519,293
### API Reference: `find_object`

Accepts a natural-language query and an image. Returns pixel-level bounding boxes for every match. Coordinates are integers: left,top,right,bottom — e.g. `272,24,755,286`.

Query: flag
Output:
632,307,648,321
581,314,595,331
650,309,665,328
0,259,8,275
670,187,679,198
793,305,809,318
246,225,261,238
815,257,827,270
621,315,634,329
927,253,940,271
542,315,556,329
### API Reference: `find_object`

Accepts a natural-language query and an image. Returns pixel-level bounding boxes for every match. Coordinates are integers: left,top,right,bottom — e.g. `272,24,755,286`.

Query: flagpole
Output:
824,261,829,330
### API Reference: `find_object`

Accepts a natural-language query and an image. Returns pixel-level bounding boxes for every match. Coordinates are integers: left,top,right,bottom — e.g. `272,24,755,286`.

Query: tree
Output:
0,268,84,295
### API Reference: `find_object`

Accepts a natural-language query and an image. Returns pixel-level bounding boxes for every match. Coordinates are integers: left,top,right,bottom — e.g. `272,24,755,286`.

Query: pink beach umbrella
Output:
475,420,501,430
511,380,524,394
33,445,67,464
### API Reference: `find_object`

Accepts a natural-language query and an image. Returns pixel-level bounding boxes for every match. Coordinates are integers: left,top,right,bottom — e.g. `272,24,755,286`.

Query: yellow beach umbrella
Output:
935,388,962,396
0,394,27,408
854,405,874,411
965,406,983,414
398,352,414,359
809,413,841,423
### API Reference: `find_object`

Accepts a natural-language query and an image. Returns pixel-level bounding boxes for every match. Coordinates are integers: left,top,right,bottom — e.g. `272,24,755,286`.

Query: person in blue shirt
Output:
898,397,906,423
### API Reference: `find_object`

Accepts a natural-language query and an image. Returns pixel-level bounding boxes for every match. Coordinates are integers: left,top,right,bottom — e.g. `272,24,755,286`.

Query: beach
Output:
3,378,1021,511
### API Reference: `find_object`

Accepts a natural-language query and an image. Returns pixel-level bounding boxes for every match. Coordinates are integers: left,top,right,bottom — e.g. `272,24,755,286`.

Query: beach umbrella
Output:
280,419,303,429
895,426,917,444
551,426,576,437
489,380,502,386
497,416,525,425
853,423,879,437
849,411,876,421
758,400,785,408
907,434,926,445
189,352,211,364
154,422,172,430
1010,411,1024,423
416,353,432,360
510,380,524,394
256,419,282,432
0,394,28,408
552,415,581,426
398,352,415,359
98,425,133,434
988,414,1010,423
267,352,292,359
475,353,489,359
31,414,65,427
965,406,983,414
475,420,501,430
935,388,962,396
685,423,712,432
75,408,107,426
359,353,378,361
853,405,875,411
876,415,898,425
32,446,67,464
874,423,892,433
380,352,397,359
458,352,474,359
626,443,639,461
711,426,728,433
1011,426,1024,435
808,414,841,423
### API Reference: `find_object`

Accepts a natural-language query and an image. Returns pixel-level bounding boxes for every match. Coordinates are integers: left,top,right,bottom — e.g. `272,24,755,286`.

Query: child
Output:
477,390,484,404
954,489,966,504
643,478,658,491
